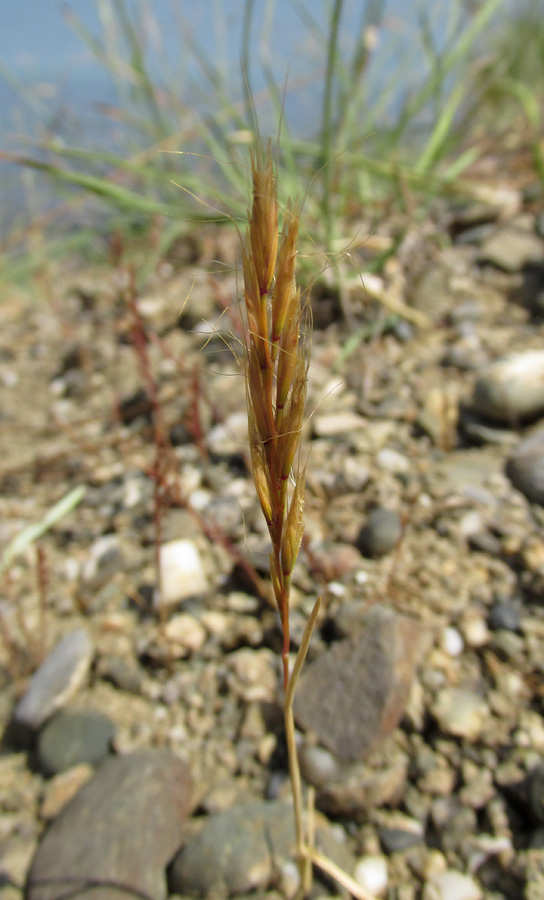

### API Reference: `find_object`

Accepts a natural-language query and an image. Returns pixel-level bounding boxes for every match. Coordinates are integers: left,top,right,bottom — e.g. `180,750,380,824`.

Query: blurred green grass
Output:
1,0,543,283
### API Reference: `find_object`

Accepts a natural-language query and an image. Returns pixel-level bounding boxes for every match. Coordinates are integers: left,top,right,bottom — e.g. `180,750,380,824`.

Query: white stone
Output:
159,539,208,606
313,411,367,437
354,855,388,898
442,627,464,657
354,569,370,585
188,488,213,511
424,869,482,900
376,447,410,473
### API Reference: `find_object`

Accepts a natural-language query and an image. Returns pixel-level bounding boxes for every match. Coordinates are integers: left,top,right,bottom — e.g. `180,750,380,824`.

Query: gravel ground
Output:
1,192,544,900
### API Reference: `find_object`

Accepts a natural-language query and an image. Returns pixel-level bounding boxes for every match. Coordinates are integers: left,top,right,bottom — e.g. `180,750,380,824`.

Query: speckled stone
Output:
294,605,422,762
27,750,193,900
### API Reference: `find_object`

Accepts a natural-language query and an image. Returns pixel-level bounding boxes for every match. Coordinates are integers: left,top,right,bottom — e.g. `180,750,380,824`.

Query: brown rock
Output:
293,605,423,762
27,750,193,900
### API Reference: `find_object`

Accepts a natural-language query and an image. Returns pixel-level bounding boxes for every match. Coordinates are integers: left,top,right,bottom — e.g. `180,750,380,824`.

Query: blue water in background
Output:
0,0,528,234
0,1,399,139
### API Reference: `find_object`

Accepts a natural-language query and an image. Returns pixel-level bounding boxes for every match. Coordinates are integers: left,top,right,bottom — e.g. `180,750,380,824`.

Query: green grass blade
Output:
0,487,86,576
415,79,467,175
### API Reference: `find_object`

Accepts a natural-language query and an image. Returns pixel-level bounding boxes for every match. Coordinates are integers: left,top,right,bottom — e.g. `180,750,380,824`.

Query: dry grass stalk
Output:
241,144,376,900
241,143,308,691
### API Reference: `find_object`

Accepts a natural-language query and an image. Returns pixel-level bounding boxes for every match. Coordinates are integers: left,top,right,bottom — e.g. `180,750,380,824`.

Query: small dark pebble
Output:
506,450,544,507
488,597,521,633
357,508,402,558
119,388,153,425
468,532,502,556
379,827,424,854
529,766,544,824
530,827,544,850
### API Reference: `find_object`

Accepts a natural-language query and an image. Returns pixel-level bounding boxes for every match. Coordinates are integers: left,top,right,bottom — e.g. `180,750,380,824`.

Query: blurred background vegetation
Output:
0,0,543,282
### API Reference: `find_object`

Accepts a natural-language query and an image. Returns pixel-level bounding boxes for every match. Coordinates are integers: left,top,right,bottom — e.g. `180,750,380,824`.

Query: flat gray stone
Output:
27,750,193,900
37,710,116,776
293,605,423,762
14,630,93,729
169,801,294,897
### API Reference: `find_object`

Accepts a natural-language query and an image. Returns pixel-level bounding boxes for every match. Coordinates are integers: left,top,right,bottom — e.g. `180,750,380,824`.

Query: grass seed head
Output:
242,142,309,665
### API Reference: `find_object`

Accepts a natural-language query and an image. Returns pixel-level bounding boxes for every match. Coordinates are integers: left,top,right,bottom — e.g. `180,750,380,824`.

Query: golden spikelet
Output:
242,142,307,689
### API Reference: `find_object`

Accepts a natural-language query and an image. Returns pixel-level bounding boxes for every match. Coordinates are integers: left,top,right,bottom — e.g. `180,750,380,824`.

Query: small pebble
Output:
354,855,388,898
432,688,489,740
506,428,544,506
80,535,124,591
299,743,340,789
423,869,482,900
164,613,207,654
460,615,489,648
378,815,424,853
441,627,464,657
97,656,144,694
529,765,544,823
357,508,402,558
158,539,208,606
376,447,410,473
472,351,544,424
206,412,248,457
313,411,367,437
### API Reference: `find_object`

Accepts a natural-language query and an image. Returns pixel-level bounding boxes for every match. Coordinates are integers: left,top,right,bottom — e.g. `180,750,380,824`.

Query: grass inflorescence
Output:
242,144,308,689
241,142,376,900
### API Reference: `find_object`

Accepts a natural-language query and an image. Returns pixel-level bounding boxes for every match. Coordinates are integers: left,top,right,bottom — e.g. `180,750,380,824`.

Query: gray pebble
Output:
14,629,93,730
97,656,144,694
203,495,243,539
37,709,116,776
80,535,125,592
529,766,544,824
169,801,294,897
488,597,521,632
299,742,341,789
379,826,424,854
357,508,402,558
506,428,544,505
